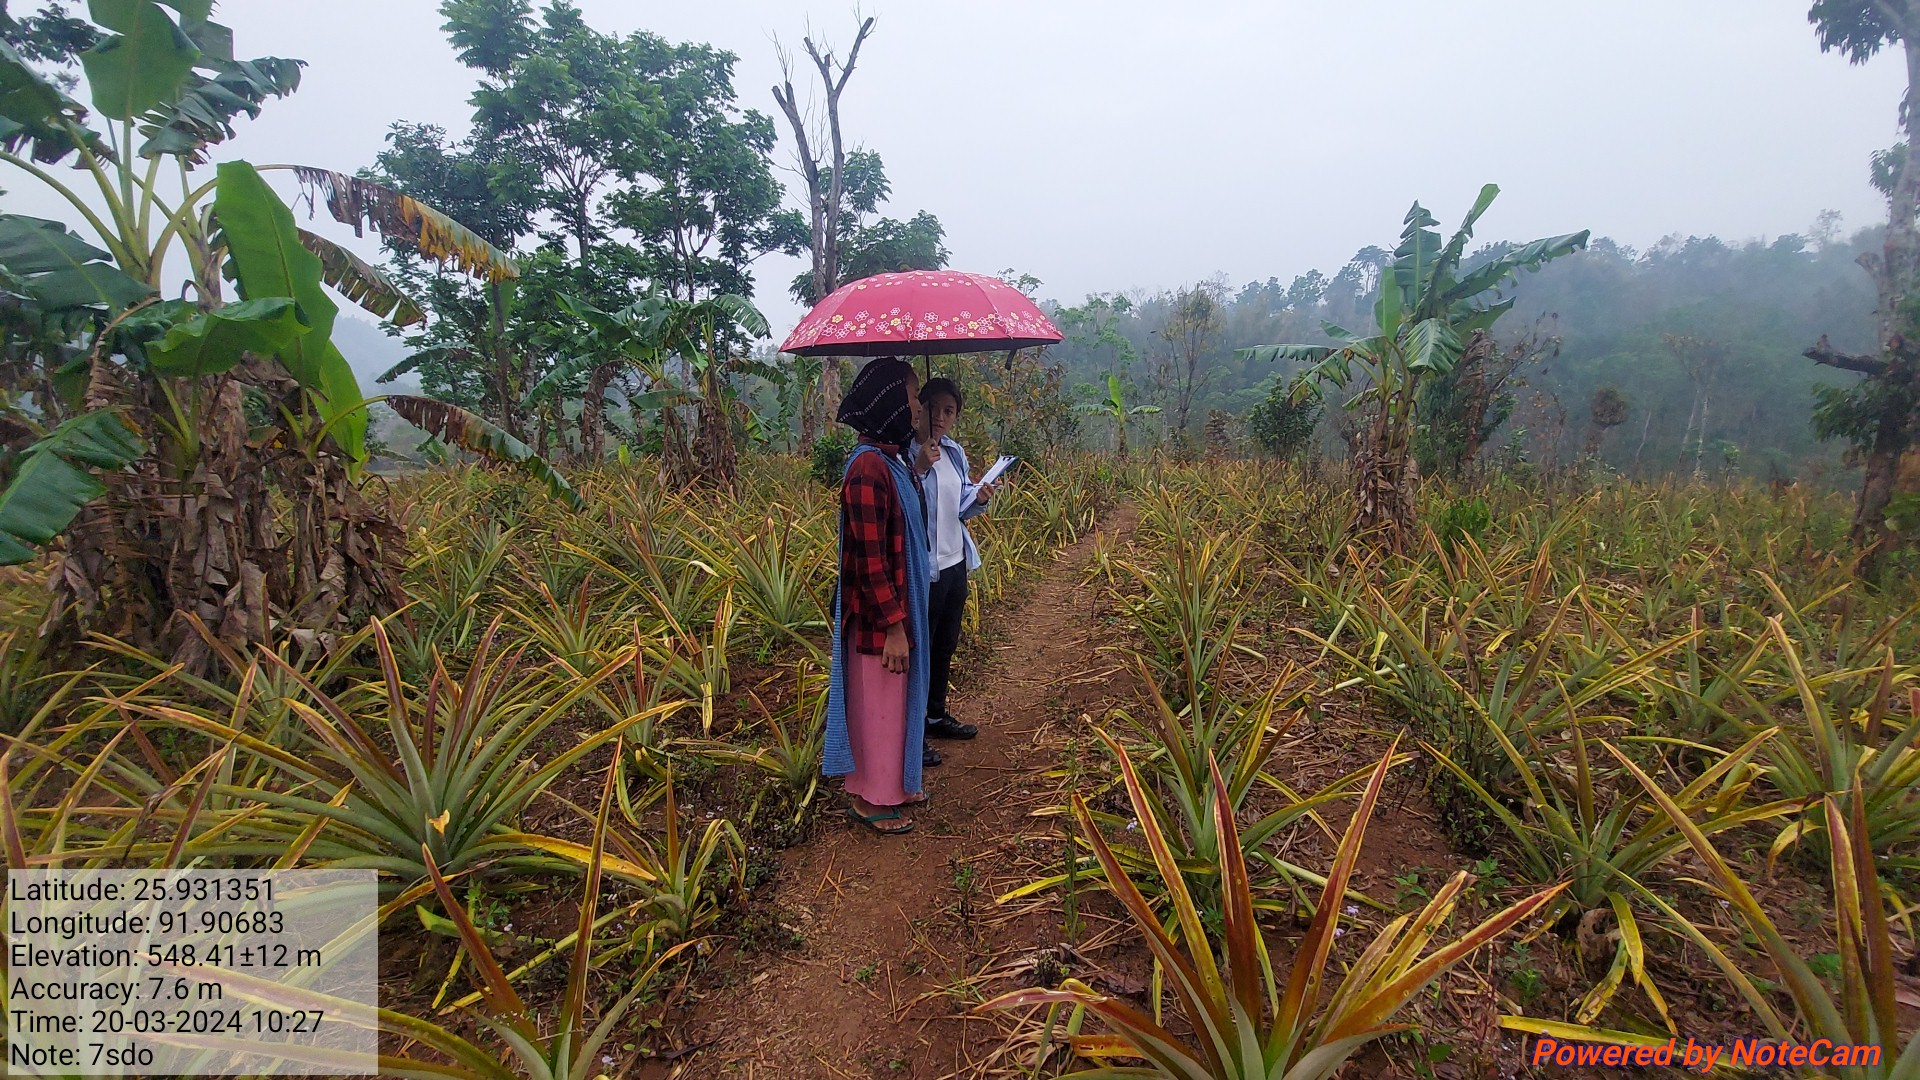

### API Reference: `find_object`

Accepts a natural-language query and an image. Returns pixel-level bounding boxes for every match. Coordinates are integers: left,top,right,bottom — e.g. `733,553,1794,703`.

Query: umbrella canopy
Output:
780,270,1063,357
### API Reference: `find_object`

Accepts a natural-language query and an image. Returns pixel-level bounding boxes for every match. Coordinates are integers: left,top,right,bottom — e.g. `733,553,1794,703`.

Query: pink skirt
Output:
843,652,914,806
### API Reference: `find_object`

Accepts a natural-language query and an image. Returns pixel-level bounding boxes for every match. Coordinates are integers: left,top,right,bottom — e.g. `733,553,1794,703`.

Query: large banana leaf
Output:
0,40,103,164
289,167,518,283
385,395,583,510
213,160,366,459
145,296,308,377
1441,230,1591,306
153,0,215,22
1238,343,1335,366
79,0,200,121
298,229,424,326
0,410,143,565
0,214,153,312
0,38,63,128
1421,182,1502,317
1239,188,1587,380
1401,317,1463,373
138,53,303,160
1389,200,1443,309
699,293,770,340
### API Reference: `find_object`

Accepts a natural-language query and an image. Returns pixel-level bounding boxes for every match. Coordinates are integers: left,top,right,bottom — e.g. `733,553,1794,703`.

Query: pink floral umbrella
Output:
779,270,1063,362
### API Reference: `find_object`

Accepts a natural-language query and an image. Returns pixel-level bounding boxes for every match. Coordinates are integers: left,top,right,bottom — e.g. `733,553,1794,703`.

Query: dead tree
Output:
772,15,876,446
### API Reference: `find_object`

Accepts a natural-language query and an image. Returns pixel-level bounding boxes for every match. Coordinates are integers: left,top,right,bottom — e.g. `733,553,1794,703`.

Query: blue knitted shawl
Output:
822,443,931,794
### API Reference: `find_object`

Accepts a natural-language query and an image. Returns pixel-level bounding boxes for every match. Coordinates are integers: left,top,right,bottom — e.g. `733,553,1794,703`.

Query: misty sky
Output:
7,0,1908,341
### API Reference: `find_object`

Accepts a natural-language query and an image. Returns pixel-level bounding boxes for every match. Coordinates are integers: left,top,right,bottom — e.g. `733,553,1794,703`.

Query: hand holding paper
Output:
959,456,1016,514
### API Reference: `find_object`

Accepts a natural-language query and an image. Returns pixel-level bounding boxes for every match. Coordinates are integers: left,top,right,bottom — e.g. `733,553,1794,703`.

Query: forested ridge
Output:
1040,223,1878,481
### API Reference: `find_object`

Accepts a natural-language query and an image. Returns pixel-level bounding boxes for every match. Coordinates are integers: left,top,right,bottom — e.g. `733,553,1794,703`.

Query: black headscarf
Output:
836,357,916,446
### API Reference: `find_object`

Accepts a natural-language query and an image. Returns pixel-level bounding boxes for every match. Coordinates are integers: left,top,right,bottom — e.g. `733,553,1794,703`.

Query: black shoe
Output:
926,715,978,740
922,743,943,767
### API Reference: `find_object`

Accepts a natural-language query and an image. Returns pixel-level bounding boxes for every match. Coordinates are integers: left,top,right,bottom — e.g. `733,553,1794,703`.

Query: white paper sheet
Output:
958,455,1016,515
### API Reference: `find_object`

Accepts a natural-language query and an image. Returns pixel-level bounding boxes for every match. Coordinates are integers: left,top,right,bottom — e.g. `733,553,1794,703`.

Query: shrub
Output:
1246,376,1321,459
1434,495,1492,549
808,428,857,487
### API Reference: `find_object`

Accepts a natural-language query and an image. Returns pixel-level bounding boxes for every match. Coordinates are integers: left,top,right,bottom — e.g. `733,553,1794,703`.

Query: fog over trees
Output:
1041,218,1877,483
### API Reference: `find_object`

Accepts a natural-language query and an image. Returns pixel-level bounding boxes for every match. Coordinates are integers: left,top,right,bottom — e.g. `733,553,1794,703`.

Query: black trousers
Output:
925,562,969,719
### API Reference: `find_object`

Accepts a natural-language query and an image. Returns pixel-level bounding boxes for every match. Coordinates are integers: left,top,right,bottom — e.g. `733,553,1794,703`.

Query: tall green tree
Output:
1154,281,1226,440
395,0,800,459
1804,0,1920,574
605,37,804,301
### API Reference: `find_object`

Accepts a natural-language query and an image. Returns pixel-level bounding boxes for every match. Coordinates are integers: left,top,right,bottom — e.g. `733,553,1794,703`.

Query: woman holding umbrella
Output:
790,271,1063,831
822,358,932,834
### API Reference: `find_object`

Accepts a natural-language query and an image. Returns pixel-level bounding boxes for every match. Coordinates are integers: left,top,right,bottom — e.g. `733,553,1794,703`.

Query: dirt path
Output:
650,508,1139,1079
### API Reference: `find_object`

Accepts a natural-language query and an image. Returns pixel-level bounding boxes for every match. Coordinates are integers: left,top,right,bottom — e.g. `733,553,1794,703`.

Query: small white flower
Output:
1333,927,1345,938
1343,905,1359,916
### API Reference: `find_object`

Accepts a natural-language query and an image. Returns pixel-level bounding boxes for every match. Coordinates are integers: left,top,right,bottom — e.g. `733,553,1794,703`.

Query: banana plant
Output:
528,291,769,484
1240,185,1587,550
1080,372,1160,458
0,1,518,660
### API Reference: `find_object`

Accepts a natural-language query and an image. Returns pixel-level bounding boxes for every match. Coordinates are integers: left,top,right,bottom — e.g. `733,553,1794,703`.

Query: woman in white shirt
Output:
910,378,995,766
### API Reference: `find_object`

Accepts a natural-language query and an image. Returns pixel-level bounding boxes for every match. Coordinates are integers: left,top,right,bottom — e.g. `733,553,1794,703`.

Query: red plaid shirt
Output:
840,441,921,654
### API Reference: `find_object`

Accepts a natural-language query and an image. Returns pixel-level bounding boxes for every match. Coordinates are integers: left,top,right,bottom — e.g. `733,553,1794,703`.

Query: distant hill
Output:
331,315,419,395
328,315,431,459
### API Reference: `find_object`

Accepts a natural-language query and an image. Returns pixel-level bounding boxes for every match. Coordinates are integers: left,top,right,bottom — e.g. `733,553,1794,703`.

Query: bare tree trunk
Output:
773,17,875,446
818,359,841,441
799,380,819,447
659,405,697,489
1457,361,1489,473
581,364,612,462
1351,392,1416,553
1631,402,1655,476
488,281,521,439
1851,29,1920,566
695,364,739,491
1694,384,1713,479
1794,18,1920,575
1679,394,1700,474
